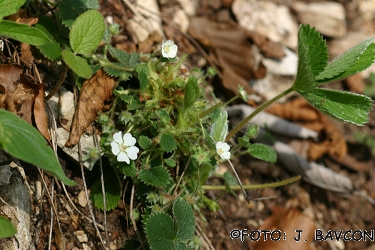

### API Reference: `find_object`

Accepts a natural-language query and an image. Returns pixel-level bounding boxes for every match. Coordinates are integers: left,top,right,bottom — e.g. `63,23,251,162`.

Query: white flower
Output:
111,132,139,164
216,141,231,160
161,40,178,58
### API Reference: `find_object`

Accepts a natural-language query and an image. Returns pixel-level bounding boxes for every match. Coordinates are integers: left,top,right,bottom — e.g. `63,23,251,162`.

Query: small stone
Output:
293,1,346,38
77,190,88,207
74,230,88,243
173,9,189,33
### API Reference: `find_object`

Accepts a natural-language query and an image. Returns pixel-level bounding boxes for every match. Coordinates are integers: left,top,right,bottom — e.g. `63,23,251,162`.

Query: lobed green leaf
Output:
138,136,152,150
109,47,139,68
35,16,62,61
91,166,121,211
145,213,174,250
138,166,170,187
160,133,177,152
136,64,149,90
299,88,373,125
316,38,375,83
62,49,92,78
174,198,196,242
0,110,75,185
0,21,52,45
184,75,200,110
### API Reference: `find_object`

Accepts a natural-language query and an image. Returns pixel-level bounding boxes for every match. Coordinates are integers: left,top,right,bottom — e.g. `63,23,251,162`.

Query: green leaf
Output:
145,198,195,250
109,47,139,67
62,49,92,79
0,0,26,20
145,213,175,250
118,161,137,177
0,21,52,45
0,109,75,185
164,158,176,167
160,133,177,153
135,64,149,90
293,24,328,91
223,172,238,197
138,166,170,187
103,65,132,80
248,143,277,163
174,198,195,242
209,110,228,142
184,76,200,110
299,88,373,125
316,38,375,83
70,10,105,55
58,0,100,28
91,166,121,211
0,217,16,239
35,16,62,61
138,136,152,150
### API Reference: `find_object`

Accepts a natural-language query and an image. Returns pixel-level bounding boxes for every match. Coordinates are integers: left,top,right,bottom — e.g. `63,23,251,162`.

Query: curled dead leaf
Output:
254,206,316,250
65,70,115,147
267,98,347,161
189,17,266,96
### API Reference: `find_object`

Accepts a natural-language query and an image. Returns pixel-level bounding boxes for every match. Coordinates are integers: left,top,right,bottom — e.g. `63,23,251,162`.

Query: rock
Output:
47,88,100,170
292,1,346,38
358,0,375,21
262,47,298,76
173,9,189,33
232,0,298,49
177,0,196,16
74,230,88,243
128,0,164,42
0,162,31,250
77,190,88,207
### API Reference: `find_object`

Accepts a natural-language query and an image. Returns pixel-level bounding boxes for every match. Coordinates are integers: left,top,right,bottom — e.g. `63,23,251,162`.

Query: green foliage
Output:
210,110,228,142
248,143,277,163
0,0,26,20
58,0,100,28
145,198,195,250
91,165,121,211
160,133,177,152
0,21,52,45
0,217,16,239
70,10,105,55
138,136,152,150
0,110,76,186
62,49,92,78
292,24,375,126
184,76,200,110
138,166,170,187
35,16,62,60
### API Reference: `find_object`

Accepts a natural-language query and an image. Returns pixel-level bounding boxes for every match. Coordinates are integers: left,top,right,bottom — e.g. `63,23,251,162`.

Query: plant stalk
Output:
225,87,294,141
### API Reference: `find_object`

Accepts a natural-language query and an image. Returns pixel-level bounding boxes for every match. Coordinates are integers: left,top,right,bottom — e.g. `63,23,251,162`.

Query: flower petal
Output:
168,44,178,58
123,132,136,146
126,146,139,160
221,142,230,151
216,142,224,150
113,131,123,144
111,141,120,156
117,152,130,164
221,151,231,160
163,40,174,47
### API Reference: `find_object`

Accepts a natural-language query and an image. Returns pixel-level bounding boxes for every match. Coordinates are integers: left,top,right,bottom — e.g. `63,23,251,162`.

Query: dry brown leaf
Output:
66,70,115,147
34,84,51,142
245,30,286,59
345,74,364,93
267,98,347,161
188,17,266,96
20,43,34,67
254,206,316,250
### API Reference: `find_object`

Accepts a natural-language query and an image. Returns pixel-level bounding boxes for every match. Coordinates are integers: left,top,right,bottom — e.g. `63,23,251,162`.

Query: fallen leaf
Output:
20,43,34,67
267,98,347,161
189,17,266,96
66,70,115,147
245,30,286,59
34,84,51,142
254,206,316,250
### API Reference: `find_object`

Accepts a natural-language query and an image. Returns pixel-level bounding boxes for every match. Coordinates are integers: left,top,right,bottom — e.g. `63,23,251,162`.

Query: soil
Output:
2,0,375,250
